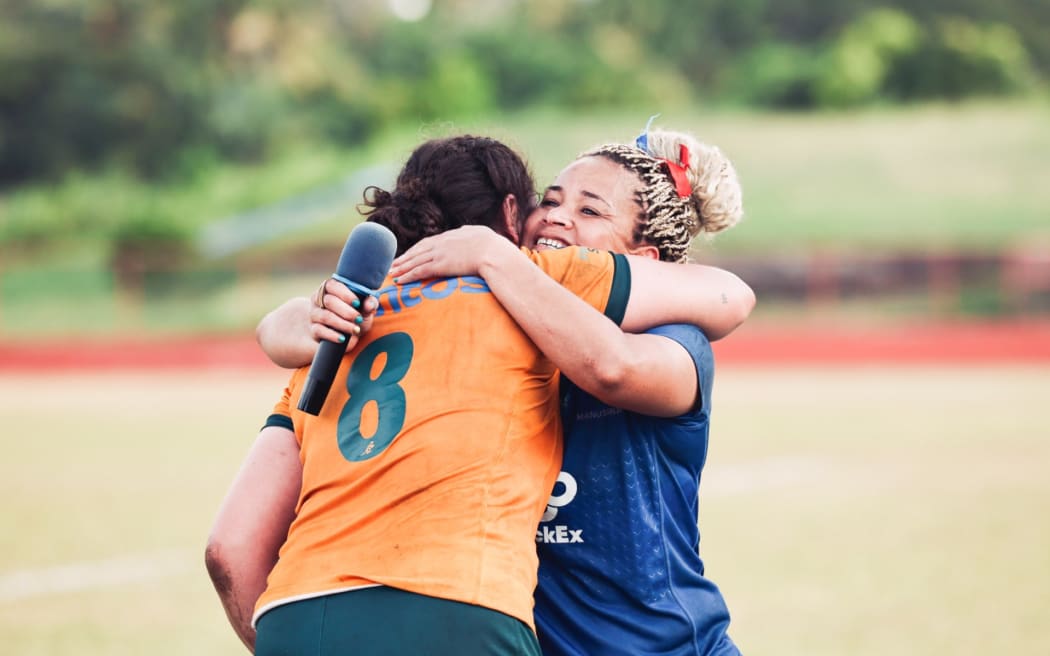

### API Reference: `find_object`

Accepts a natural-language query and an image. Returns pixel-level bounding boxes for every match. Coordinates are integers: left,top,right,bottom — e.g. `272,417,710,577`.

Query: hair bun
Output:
394,177,427,206
646,130,743,237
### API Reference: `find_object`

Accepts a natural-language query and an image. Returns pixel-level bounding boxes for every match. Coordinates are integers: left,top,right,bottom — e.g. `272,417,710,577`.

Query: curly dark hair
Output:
359,135,535,256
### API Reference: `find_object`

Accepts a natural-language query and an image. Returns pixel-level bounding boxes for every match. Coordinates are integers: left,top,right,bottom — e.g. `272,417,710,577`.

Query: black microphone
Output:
297,222,398,415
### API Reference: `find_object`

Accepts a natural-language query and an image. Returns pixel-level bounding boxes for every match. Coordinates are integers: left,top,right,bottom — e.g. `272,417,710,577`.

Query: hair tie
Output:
660,144,692,198
633,114,660,152
634,114,692,198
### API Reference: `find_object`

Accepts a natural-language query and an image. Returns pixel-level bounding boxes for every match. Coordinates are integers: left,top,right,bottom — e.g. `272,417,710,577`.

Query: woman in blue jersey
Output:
259,124,749,655
389,124,745,656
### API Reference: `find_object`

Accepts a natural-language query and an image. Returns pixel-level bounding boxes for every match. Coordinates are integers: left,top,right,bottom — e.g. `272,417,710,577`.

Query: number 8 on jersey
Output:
337,332,414,462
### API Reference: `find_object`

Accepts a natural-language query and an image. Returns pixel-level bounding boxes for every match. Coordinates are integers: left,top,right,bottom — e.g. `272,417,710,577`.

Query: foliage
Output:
725,42,824,108
887,17,1036,100
0,2,1047,287
0,143,369,273
725,9,1038,109
107,211,195,287
2,0,1047,190
813,8,923,107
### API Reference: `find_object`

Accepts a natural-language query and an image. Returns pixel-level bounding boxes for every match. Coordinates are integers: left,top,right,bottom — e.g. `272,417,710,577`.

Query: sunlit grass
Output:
2,101,1048,336
1,366,1047,655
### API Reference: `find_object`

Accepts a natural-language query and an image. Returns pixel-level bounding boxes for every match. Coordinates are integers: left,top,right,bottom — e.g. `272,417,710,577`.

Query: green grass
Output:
456,101,1050,254
4,100,1050,261
1,365,1047,655
2,101,1049,336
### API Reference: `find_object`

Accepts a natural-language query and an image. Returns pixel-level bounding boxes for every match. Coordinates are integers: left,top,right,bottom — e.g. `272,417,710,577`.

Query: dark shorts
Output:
255,586,540,656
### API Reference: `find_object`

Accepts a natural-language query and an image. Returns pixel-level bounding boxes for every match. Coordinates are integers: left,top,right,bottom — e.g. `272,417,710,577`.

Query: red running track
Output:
0,321,1048,371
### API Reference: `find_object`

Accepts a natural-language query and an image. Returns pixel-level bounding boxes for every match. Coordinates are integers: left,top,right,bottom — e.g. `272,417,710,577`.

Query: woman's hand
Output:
311,278,379,346
388,226,517,284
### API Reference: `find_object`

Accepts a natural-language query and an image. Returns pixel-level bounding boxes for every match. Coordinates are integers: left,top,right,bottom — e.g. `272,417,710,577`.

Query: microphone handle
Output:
297,337,349,415
298,281,370,415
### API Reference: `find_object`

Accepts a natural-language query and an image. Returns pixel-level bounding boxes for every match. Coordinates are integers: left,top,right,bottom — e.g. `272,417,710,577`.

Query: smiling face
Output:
521,156,658,258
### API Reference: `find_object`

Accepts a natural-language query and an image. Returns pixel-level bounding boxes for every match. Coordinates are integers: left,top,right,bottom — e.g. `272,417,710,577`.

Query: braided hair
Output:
585,130,743,263
360,135,535,256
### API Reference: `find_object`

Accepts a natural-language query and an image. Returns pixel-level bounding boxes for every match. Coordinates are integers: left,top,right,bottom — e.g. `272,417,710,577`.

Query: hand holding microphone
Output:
310,279,379,346
298,222,398,416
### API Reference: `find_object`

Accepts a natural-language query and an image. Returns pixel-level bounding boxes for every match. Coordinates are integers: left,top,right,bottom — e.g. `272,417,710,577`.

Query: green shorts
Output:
254,586,540,656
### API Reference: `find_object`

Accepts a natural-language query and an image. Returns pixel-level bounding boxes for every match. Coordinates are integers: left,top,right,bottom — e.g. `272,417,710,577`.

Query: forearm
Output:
476,250,699,415
256,297,318,368
206,427,302,651
477,245,641,400
205,551,262,652
620,258,755,341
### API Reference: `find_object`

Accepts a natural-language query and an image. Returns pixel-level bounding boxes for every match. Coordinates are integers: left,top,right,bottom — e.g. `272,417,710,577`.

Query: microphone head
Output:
335,222,398,291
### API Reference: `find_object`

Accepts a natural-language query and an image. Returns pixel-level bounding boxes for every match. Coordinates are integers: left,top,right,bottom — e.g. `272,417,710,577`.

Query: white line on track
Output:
0,548,195,603
0,459,821,603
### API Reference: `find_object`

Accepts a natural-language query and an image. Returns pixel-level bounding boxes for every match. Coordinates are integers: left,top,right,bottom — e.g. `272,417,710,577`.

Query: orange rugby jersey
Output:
254,246,630,631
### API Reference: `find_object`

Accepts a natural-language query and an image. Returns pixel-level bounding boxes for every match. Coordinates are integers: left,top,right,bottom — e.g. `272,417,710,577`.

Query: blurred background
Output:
1,0,1048,333
1,1,1048,655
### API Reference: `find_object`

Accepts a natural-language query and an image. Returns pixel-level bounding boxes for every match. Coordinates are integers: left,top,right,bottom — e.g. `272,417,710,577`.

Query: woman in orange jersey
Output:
208,134,753,656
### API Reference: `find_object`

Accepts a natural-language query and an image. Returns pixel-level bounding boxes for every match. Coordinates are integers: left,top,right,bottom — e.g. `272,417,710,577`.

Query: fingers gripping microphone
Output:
297,222,398,415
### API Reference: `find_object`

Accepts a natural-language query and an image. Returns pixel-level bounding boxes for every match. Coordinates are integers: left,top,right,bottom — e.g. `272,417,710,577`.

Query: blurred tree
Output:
813,8,923,107
0,0,1046,189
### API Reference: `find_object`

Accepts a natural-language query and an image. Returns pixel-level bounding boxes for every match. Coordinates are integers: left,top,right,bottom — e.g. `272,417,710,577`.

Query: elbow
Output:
254,313,268,348
205,523,247,588
585,352,637,399
710,282,756,342
204,540,232,590
255,309,277,359
735,285,757,327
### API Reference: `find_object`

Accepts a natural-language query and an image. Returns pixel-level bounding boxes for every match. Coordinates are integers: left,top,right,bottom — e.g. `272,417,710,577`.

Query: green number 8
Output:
337,331,414,462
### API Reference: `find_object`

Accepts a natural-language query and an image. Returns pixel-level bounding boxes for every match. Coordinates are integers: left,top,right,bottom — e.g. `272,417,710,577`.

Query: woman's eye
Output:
580,207,600,217
539,198,558,207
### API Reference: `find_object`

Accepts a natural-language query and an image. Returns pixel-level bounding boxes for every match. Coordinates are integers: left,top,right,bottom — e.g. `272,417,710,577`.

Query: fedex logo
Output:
537,524,583,544
537,472,584,544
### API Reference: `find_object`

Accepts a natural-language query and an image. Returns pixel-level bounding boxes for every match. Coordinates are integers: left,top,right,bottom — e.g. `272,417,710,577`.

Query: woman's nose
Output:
544,205,571,227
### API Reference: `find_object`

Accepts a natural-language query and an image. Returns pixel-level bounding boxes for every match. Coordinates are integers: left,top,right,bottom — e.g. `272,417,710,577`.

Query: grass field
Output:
1,364,1047,655
3,101,1049,338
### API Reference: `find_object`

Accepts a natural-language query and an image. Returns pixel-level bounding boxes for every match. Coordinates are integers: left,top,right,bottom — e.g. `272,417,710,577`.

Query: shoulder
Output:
644,323,712,356
525,245,619,270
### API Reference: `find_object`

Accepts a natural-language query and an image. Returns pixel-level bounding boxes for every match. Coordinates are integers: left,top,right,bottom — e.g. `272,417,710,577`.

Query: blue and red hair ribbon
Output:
635,114,692,198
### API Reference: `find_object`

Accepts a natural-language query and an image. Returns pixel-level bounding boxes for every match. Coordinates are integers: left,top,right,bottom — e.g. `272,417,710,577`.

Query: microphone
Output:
297,222,398,415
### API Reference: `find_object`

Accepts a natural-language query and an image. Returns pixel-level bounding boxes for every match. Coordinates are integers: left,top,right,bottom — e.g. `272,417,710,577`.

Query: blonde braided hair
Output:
585,130,743,263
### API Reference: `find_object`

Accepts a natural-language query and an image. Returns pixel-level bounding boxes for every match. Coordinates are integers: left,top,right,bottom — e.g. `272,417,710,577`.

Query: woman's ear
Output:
629,243,661,260
501,194,520,243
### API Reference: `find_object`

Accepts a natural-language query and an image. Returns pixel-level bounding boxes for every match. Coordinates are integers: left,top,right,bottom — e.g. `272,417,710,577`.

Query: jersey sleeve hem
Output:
263,413,294,431
604,253,630,325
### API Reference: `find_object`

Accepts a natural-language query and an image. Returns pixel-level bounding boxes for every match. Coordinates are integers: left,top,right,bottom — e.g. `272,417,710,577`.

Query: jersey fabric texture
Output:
535,324,740,656
255,246,630,632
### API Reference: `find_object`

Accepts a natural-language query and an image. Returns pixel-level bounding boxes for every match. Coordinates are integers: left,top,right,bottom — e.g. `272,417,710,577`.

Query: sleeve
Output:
645,324,714,415
525,246,631,324
262,369,304,441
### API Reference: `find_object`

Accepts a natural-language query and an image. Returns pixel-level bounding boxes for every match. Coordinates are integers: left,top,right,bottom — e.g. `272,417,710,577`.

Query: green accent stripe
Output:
605,253,630,325
264,413,294,431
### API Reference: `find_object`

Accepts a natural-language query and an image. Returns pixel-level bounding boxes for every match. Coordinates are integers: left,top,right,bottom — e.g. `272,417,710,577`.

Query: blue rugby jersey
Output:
534,324,740,656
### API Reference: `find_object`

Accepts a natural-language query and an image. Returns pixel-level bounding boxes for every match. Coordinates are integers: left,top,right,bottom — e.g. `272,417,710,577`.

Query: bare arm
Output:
257,297,319,368
618,256,755,338
388,227,754,416
257,281,378,369
205,426,302,652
